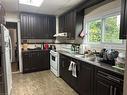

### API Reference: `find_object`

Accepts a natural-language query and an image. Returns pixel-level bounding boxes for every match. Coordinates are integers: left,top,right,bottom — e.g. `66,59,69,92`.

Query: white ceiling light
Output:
19,0,44,7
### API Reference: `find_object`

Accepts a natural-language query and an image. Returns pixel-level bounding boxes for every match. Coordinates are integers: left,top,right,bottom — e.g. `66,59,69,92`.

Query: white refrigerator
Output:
1,24,12,95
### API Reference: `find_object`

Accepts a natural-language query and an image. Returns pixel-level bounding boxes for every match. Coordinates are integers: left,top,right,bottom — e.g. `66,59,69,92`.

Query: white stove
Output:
50,50,59,77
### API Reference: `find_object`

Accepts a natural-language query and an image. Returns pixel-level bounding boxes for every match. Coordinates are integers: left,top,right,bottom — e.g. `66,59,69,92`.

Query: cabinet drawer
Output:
95,67,123,85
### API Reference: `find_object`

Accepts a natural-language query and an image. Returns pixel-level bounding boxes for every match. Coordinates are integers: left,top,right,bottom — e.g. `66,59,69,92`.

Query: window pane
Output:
103,15,122,43
88,19,101,42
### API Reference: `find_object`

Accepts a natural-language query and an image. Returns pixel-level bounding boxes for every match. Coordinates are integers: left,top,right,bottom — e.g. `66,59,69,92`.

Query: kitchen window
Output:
88,19,102,43
87,13,122,44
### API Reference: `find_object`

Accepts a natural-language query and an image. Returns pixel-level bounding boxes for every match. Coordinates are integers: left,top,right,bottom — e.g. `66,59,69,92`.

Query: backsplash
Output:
21,39,55,44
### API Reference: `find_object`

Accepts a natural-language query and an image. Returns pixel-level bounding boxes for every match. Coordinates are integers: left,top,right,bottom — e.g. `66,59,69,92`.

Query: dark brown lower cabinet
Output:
59,55,79,93
78,62,94,95
94,67,123,95
59,54,123,95
22,50,50,73
59,54,93,94
59,55,73,86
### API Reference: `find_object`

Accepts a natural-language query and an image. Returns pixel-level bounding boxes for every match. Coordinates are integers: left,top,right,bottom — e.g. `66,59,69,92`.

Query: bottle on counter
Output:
43,42,49,50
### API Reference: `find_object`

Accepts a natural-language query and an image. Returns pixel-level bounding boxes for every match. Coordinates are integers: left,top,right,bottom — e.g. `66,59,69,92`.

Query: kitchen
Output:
0,0,127,95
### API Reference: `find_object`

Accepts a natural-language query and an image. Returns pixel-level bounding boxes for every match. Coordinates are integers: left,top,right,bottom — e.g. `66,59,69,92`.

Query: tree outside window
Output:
88,19,101,42
87,14,122,44
103,15,121,43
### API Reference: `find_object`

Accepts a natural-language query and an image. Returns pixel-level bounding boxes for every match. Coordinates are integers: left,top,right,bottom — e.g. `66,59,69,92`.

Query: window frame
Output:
85,11,123,45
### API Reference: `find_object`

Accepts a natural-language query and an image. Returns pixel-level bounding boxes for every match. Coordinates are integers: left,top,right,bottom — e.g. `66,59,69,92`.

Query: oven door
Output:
50,53,58,70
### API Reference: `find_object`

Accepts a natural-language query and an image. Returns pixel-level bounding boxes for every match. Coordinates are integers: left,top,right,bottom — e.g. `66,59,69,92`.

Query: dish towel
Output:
68,61,73,71
68,61,77,78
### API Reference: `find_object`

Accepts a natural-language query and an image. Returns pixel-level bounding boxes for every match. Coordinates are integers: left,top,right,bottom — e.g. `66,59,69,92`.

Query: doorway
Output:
6,22,19,72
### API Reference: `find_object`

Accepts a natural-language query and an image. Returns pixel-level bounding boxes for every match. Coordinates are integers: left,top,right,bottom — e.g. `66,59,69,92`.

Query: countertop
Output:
58,50,124,76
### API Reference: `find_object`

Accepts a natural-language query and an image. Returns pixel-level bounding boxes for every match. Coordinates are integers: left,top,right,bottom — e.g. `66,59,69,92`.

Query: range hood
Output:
53,33,67,37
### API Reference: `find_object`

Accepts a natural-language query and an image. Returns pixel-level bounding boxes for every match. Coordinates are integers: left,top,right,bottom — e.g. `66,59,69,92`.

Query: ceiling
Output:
1,0,84,15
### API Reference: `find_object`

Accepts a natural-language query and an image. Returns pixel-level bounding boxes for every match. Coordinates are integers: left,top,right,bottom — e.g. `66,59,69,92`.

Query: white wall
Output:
5,12,19,22
5,12,23,73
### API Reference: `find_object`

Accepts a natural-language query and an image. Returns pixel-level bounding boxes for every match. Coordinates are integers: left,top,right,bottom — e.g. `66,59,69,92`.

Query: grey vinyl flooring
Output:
11,70,78,95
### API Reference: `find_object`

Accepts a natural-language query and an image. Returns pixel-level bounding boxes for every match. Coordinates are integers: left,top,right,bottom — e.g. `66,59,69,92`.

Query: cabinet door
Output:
123,0,127,39
95,75,123,95
113,85,123,95
95,76,112,95
120,0,126,39
22,52,31,73
70,59,80,93
20,14,27,39
49,16,56,38
79,62,94,95
59,10,76,39
42,50,50,70
70,11,76,39
59,16,64,33
20,13,56,39
30,52,39,71
60,55,72,86
94,67,123,95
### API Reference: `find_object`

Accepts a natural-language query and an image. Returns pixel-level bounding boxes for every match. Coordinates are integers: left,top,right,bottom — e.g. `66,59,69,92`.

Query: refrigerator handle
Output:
9,35,13,62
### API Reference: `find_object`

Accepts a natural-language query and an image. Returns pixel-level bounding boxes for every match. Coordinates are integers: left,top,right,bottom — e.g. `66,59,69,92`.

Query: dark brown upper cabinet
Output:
58,0,106,40
77,0,105,11
59,9,84,39
120,0,127,39
20,13,56,39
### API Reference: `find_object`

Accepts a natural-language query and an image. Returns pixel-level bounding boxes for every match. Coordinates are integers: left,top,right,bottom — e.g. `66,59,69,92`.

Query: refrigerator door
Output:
1,24,12,95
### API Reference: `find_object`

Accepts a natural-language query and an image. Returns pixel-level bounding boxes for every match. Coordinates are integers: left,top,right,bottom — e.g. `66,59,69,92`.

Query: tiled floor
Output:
11,70,78,95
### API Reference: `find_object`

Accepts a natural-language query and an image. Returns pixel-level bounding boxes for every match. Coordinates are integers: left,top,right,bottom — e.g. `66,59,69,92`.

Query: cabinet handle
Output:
114,87,117,95
110,86,113,95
